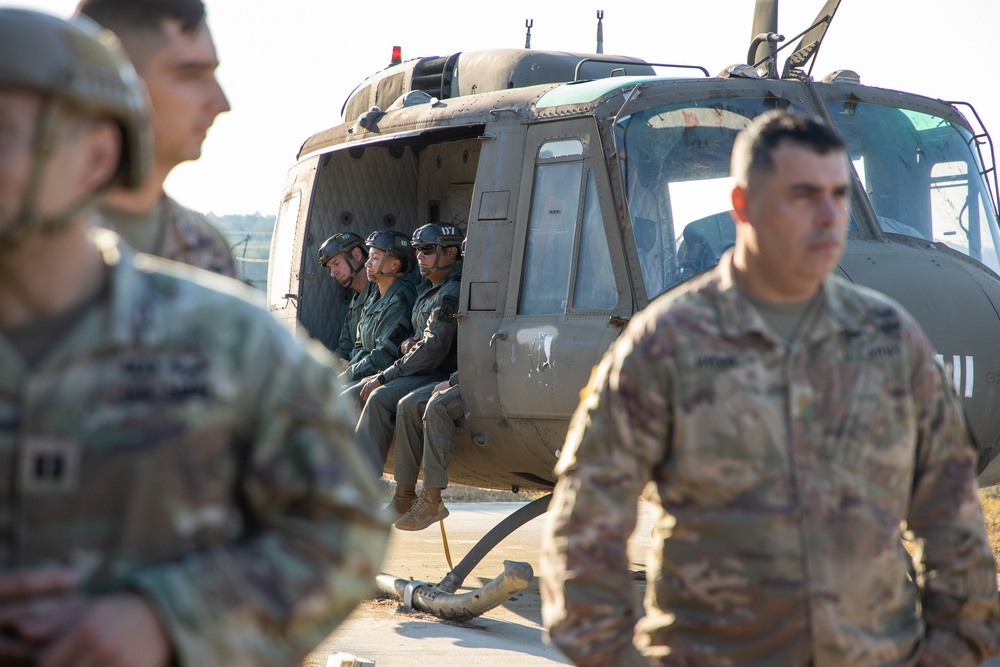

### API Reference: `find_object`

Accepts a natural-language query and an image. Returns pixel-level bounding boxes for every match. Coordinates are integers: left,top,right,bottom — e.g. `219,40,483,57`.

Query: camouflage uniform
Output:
346,278,416,381
357,263,462,472
337,280,378,362
99,194,238,278
0,228,389,667
541,253,1000,667
395,372,463,488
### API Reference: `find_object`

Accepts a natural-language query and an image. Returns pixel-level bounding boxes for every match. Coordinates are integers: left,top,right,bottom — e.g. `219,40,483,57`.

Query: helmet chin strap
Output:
338,254,365,288
368,254,405,281
0,97,107,254
419,248,455,276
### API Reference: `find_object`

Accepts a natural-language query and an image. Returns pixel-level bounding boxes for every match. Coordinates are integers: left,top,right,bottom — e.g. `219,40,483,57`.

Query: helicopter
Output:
267,0,1000,618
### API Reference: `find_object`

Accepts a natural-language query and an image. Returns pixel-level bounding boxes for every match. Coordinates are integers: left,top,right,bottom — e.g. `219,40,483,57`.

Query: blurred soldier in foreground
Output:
317,231,376,361
76,0,236,277
541,111,1000,667
0,10,387,666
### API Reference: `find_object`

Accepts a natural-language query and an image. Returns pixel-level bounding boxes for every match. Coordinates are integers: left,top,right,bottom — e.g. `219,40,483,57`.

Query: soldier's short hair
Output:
76,0,206,37
731,110,847,189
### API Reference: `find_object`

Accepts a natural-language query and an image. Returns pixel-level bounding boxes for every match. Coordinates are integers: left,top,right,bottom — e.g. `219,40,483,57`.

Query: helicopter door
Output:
492,119,630,423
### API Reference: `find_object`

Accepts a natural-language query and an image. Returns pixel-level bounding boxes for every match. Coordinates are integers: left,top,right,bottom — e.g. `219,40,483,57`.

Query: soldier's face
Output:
137,19,229,171
0,90,116,234
732,141,850,300
0,90,36,230
327,251,355,287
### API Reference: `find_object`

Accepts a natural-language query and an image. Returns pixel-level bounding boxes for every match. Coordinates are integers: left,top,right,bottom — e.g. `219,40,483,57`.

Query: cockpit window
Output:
827,101,1000,274
617,98,814,299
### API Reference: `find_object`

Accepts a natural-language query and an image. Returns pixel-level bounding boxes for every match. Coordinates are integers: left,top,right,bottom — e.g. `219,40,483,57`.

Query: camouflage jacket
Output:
380,263,462,383
541,253,1000,667
347,278,416,381
337,281,378,361
0,229,388,667
98,194,238,278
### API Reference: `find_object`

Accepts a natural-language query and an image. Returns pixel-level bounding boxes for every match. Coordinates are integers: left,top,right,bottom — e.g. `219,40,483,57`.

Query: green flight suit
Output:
346,278,416,381
357,263,462,473
336,281,377,362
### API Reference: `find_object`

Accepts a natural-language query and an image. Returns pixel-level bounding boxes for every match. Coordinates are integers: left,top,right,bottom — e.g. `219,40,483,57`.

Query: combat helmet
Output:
0,9,151,190
366,230,416,274
411,223,464,250
318,231,366,266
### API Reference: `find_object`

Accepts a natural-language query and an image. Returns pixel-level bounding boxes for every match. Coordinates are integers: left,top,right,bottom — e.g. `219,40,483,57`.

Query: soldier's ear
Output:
731,185,751,225
82,120,122,192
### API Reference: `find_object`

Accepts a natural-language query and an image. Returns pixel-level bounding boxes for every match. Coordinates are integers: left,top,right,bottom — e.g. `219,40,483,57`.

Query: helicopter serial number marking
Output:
935,354,974,398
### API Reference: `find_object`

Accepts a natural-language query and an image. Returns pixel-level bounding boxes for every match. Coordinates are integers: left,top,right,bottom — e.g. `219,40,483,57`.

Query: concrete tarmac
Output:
307,501,656,667
306,501,1000,667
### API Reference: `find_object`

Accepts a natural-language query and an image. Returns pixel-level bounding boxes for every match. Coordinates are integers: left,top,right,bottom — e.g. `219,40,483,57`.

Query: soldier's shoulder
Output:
828,275,923,335
166,198,225,235
633,270,720,335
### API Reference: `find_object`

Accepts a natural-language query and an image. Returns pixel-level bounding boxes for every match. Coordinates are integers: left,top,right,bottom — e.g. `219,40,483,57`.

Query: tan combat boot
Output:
383,482,417,520
394,487,449,531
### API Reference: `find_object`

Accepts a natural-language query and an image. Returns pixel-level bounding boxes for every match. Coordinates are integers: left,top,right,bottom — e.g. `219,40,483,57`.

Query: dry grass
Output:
980,486,1000,570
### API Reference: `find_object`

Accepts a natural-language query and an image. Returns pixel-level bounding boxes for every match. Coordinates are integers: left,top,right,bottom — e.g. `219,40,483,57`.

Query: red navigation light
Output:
391,45,402,65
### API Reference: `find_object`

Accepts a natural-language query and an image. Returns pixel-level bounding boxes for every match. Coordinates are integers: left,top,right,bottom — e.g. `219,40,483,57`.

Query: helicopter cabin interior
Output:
293,130,484,353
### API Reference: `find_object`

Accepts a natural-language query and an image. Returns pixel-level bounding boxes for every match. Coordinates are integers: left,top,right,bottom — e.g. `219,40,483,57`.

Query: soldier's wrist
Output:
376,373,387,386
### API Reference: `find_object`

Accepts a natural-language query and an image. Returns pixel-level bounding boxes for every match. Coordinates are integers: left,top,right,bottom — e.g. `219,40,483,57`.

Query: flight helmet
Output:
318,231,366,266
0,9,151,190
366,230,415,274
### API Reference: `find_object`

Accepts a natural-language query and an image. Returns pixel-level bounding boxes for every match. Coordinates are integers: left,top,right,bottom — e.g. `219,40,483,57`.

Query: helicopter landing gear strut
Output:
375,493,553,621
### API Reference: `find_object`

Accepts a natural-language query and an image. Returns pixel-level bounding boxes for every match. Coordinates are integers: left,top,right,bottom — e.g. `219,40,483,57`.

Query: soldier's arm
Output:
541,322,670,667
335,314,357,361
347,305,413,381
381,286,458,382
128,327,389,666
905,331,1000,667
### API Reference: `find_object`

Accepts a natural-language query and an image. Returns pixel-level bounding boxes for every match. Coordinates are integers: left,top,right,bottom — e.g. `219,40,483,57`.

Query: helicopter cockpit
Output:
618,94,1000,299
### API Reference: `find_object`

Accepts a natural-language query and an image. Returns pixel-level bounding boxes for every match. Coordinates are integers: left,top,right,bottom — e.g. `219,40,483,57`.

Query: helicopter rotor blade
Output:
781,0,842,78
749,0,779,73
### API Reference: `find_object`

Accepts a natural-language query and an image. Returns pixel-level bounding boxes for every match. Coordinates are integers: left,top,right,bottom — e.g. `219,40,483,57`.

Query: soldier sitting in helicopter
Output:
356,224,464,512
340,231,417,389
317,231,376,362
391,371,464,530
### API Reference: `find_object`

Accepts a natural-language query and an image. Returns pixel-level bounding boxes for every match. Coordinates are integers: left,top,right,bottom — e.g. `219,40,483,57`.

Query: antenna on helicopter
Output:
525,19,533,49
596,10,604,54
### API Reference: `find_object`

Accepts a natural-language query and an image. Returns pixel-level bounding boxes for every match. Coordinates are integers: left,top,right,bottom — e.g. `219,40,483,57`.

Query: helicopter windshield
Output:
617,98,830,298
825,100,1000,274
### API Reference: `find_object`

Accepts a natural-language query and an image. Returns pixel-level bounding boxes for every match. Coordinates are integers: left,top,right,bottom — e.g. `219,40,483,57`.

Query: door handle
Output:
489,331,508,348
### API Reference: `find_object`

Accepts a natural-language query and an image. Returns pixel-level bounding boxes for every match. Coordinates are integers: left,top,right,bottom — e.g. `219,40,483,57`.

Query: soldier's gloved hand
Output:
34,592,172,667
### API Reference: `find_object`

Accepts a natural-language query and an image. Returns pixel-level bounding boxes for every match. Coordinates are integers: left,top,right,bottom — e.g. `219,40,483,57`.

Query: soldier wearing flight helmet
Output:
340,230,417,387
356,224,463,505
318,231,376,361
